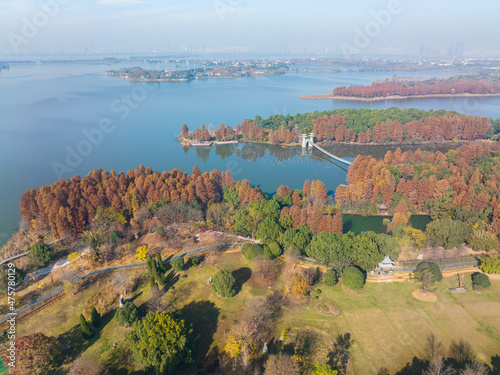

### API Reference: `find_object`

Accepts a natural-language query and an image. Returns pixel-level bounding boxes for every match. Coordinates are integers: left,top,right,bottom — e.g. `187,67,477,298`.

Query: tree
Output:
423,356,455,375
323,269,338,287
80,313,94,339
90,307,101,328
115,301,139,327
416,262,443,283
425,219,470,249
264,353,300,375
471,272,490,290
171,257,184,272
417,269,434,295
342,266,365,290
212,270,237,298
468,229,499,252
478,254,500,274
424,333,444,360
156,253,167,273
448,339,476,365
28,242,54,267
290,273,310,297
241,243,265,260
256,216,281,243
312,363,338,375
126,311,192,375
148,285,164,312
2,333,61,375
285,247,302,269
181,124,189,138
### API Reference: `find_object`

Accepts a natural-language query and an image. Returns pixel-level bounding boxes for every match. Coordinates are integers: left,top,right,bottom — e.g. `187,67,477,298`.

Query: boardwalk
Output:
311,142,352,166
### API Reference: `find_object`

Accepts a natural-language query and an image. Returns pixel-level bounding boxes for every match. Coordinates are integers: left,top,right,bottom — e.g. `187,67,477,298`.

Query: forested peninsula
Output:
180,108,499,145
301,74,500,101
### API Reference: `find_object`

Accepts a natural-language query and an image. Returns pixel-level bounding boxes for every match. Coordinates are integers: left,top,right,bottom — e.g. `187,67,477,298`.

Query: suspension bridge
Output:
301,133,352,166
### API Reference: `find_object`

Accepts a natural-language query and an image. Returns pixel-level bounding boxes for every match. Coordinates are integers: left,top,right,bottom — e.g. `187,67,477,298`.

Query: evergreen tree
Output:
90,307,101,328
80,313,94,339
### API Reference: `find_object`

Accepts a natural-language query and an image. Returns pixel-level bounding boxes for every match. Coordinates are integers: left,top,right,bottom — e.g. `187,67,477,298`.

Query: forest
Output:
182,108,495,144
332,75,500,98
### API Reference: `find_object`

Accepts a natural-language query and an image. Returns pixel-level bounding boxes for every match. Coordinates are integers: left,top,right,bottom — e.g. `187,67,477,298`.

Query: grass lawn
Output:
15,252,500,374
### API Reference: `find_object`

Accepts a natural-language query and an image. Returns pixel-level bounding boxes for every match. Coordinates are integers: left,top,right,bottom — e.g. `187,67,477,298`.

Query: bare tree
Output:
148,285,164,312
449,339,476,365
134,205,152,225
264,353,300,375
425,333,444,360
418,269,433,295
285,247,301,269
112,272,130,296
254,256,281,284
459,362,488,375
61,269,80,296
424,356,455,375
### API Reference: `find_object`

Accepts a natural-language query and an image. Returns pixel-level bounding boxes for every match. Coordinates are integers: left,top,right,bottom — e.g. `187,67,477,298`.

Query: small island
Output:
301,74,500,101
107,60,289,82
0,63,9,72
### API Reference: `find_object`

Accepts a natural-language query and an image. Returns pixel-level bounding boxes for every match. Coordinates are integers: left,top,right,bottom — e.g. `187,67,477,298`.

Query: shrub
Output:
211,270,236,298
155,227,165,236
316,289,322,294
28,243,54,267
416,262,442,283
0,265,25,292
472,272,490,290
267,242,282,258
110,230,121,245
323,269,338,287
80,314,94,339
115,301,139,327
189,257,200,267
241,243,265,260
314,296,319,300
156,253,167,273
90,307,101,328
149,276,158,290
171,257,184,272
342,266,365,290
478,254,500,274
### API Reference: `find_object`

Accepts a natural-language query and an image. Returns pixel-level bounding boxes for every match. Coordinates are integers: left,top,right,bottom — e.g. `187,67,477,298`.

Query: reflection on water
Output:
343,214,432,234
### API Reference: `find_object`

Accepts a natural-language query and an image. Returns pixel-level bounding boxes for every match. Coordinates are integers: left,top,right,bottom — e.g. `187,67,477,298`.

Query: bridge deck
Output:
311,142,352,165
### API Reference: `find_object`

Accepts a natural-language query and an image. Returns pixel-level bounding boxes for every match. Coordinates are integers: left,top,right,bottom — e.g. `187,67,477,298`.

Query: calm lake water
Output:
1,62,499,246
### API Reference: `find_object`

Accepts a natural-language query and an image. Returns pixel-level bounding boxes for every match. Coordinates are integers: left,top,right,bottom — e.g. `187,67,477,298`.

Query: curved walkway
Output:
0,243,243,325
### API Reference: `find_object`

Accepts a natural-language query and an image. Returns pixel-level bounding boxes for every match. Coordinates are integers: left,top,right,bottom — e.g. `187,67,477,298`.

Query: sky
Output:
0,0,499,57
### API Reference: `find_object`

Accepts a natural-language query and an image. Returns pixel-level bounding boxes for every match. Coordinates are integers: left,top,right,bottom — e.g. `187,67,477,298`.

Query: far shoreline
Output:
300,92,500,101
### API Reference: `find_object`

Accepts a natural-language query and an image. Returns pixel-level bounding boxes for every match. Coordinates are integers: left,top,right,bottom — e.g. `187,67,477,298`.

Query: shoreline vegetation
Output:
300,92,500,101
178,108,499,148
301,74,500,101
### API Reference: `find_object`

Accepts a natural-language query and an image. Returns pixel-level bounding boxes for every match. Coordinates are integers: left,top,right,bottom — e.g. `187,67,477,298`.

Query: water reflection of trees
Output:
235,143,302,162
195,147,211,162
214,144,237,159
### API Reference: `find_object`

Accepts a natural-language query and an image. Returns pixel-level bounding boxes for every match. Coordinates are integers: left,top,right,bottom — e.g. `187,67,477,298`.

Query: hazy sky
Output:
1,0,499,56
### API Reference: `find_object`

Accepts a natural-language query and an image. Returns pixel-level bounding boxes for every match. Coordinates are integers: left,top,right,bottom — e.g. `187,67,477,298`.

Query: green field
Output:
16,252,500,374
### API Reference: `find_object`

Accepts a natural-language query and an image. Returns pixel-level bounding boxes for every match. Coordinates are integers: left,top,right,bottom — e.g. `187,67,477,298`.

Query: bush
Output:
478,254,500,274
0,265,25,292
323,269,338,287
115,301,139,327
267,242,282,258
28,243,54,267
171,257,184,272
155,227,165,236
316,289,322,294
472,272,490,290
189,257,200,267
314,296,319,300
342,266,365,290
80,314,94,339
416,262,442,283
241,243,265,260
211,270,236,298
90,307,101,328
110,230,121,245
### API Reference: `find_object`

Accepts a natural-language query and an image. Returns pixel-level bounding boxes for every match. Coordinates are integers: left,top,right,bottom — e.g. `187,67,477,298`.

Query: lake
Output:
1,62,499,246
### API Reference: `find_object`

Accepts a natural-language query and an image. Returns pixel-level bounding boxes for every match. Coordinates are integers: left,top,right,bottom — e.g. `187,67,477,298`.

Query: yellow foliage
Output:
225,335,242,358
136,246,148,261
290,274,310,297
68,252,80,262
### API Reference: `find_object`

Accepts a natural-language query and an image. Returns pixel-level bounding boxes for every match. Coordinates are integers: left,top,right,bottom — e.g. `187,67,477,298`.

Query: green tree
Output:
349,234,382,271
155,227,165,236
307,232,347,266
211,270,237,298
478,254,500,274
362,231,401,260
468,229,499,252
126,311,192,375
471,272,490,290
266,241,282,258
256,216,282,243
416,269,433,295
342,266,365,290
425,219,470,248
80,313,94,339
156,253,167,273
416,262,442,283
110,230,120,245
150,275,158,290
241,243,265,260
429,189,454,220
115,301,139,327
28,243,54,267
90,307,101,328
312,363,338,375
171,257,184,272
323,269,338,287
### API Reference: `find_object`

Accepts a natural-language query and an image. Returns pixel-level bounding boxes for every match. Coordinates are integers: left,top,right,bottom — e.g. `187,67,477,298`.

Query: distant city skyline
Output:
1,0,499,57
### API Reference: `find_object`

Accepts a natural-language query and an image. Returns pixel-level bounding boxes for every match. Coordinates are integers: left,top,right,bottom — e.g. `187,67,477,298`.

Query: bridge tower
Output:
308,133,315,145
301,133,308,148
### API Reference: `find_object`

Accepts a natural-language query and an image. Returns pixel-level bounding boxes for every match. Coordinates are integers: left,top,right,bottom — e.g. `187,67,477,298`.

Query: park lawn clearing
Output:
13,251,500,375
